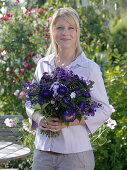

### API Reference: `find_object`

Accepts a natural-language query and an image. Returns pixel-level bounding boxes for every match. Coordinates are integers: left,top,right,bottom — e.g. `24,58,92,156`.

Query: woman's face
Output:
53,17,77,50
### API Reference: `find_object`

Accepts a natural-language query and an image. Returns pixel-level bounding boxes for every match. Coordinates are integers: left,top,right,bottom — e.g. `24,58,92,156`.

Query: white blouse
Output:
25,52,113,154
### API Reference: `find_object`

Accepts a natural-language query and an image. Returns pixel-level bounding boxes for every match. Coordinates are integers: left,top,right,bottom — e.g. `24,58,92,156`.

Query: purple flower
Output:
80,79,87,88
75,90,82,96
38,98,44,106
78,101,86,111
83,92,91,98
21,81,31,89
62,107,76,122
18,91,26,99
88,107,95,116
30,82,39,88
55,67,73,83
40,89,51,98
62,97,70,105
57,85,68,95
74,74,80,81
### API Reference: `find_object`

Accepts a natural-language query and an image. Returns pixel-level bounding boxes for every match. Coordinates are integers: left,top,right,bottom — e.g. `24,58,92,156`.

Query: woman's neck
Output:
55,49,76,68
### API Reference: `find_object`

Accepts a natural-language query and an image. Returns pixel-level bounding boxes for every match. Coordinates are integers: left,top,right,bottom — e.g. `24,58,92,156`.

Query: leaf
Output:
41,102,50,111
72,96,90,104
87,81,95,89
76,114,82,122
32,103,41,110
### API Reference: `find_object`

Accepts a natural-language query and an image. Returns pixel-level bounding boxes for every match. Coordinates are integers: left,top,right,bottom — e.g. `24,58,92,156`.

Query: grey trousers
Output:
32,149,95,170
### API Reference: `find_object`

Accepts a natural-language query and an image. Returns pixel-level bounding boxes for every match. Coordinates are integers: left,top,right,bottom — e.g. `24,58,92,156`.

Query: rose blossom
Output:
48,17,52,22
4,118,15,127
37,8,43,14
34,58,40,63
18,91,26,99
19,68,25,74
22,62,28,67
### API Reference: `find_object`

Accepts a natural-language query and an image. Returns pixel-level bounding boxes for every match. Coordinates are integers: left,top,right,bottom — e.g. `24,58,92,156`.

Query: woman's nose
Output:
62,28,69,35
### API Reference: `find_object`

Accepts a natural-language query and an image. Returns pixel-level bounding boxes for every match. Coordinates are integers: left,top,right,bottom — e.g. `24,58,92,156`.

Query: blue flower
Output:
83,92,91,98
21,81,31,89
57,85,68,95
80,79,87,88
75,75,87,88
75,90,82,96
88,107,95,116
38,98,44,106
62,97,70,105
78,101,86,111
62,107,76,122
40,89,51,98
55,67,73,83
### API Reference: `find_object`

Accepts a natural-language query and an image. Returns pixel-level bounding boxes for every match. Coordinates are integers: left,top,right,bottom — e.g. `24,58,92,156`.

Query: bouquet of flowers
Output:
22,67,102,137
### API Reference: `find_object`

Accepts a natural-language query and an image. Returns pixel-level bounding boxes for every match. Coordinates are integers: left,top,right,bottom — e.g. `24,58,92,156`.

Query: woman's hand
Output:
39,117,66,132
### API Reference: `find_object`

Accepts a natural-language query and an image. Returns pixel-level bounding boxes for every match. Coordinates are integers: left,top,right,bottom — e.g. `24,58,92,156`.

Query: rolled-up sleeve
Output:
85,62,114,134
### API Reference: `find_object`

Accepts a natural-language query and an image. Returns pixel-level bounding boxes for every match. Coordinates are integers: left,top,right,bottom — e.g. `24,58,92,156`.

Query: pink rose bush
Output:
0,3,51,115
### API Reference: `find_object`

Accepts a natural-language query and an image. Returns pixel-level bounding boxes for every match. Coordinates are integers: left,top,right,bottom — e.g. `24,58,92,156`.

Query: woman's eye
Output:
57,27,63,29
69,27,74,29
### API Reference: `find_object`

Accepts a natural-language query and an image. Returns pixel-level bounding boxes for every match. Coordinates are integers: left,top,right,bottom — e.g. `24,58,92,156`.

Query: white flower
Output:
70,92,76,99
0,14,3,18
21,6,27,13
51,100,55,104
50,82,59,97
33,21,38,26
1,50,7,56
0,7,7,14
14,89,20,96
23,123,29,131
36,54,42,58
19,0,26,4
0,59,6,64
3,56,8,61
15,58,21,64
7,0,26,5
6,67,10,71
4,118,15,127
14,68,19,74
107,44,109,49
106,118,117,129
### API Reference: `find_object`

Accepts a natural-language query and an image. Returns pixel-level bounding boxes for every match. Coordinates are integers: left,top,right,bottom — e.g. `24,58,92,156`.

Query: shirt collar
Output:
42,52,88,68
68,52,88,68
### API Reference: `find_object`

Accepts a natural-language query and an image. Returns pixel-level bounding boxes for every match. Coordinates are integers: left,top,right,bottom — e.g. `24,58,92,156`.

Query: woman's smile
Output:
53,17,77,49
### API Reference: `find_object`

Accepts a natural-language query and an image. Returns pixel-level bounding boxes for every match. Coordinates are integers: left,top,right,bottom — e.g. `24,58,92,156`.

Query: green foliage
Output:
0,4,50,116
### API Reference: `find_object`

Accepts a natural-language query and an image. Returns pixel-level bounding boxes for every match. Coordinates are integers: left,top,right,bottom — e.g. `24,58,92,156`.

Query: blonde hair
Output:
46,7,82,58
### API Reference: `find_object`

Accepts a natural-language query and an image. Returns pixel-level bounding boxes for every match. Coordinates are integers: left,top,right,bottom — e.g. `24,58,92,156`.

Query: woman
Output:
25,7,113,170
